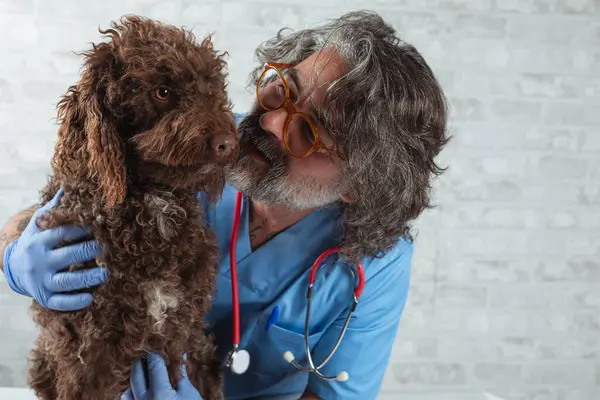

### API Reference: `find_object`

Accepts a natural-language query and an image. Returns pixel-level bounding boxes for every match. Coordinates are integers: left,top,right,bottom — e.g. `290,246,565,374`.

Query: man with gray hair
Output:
1,10,449,400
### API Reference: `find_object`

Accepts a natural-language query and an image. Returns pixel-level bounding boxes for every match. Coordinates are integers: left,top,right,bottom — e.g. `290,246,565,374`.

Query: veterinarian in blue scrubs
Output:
1,11,449,400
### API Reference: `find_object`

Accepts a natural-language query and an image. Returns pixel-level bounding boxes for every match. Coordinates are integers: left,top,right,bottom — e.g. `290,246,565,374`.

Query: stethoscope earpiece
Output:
283,351,295,363
336,371,349,382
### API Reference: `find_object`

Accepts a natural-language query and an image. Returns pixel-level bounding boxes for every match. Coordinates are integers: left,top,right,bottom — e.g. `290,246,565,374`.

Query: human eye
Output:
298,117,315,143
275,82,286,97
261,69,288,98
281,72,299,103
262,69,280,85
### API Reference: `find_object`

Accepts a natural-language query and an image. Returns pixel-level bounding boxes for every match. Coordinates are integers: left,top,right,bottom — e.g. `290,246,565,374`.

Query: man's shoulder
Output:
358,235,414,283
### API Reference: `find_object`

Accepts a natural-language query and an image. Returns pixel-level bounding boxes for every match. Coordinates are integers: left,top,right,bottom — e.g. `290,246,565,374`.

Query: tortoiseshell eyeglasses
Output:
256,62,333,159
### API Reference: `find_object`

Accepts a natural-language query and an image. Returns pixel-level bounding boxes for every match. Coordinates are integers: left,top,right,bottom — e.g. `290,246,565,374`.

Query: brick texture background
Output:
0,0,599,399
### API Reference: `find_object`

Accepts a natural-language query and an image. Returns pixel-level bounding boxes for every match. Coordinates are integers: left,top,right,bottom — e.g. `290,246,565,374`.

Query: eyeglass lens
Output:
257,67,318,157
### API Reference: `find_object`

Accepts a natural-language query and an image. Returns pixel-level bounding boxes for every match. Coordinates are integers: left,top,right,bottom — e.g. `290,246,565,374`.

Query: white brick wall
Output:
0,0,598,398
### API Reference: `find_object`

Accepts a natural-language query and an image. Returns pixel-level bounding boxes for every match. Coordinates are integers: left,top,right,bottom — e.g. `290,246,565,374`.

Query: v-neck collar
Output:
215,186,343,295
240,193,338,257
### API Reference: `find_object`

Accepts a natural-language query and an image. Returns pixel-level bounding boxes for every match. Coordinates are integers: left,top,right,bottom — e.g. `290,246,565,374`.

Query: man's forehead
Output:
296,47,346,90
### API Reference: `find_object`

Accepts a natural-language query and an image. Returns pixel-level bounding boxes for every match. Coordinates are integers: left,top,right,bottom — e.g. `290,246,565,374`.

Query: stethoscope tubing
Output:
296,267,359,380
230,191,244,348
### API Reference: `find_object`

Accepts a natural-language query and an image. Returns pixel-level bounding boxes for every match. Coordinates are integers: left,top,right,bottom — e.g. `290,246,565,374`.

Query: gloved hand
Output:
121,352,203,400
2,188,107,311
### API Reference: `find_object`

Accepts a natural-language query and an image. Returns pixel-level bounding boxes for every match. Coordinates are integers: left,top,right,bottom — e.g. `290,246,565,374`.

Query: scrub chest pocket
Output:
247,306,325,382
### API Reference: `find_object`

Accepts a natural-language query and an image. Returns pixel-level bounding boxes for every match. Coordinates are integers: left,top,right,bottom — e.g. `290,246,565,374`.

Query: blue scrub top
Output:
198,115,413,400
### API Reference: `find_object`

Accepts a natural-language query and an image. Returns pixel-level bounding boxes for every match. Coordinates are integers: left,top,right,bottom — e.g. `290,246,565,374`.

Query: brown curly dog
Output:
27,15,238,400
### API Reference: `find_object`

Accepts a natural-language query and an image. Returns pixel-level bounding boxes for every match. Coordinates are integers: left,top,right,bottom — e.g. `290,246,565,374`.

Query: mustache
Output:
237,113,287,164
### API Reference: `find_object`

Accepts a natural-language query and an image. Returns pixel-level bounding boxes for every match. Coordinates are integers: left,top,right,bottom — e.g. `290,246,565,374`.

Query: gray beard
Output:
227,112,345,210
225,154,344,210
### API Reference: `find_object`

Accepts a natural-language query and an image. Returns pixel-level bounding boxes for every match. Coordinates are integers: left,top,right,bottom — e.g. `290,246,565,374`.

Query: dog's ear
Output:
54,40,127,209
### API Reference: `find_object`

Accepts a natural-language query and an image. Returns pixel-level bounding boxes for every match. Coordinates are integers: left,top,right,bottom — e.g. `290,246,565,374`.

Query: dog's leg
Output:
61,333,132,400
186,335,224,400
28,338,58,400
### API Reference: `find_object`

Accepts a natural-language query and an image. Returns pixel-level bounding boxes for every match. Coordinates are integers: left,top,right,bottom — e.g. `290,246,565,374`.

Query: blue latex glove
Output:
121,352,203,400
2,188,107,311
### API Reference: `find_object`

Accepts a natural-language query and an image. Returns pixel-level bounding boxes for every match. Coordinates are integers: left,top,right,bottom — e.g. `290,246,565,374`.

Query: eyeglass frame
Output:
255,62,334,159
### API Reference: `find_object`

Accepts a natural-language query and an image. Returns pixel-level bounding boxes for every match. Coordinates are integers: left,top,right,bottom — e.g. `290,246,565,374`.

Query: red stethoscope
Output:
225,191,365,382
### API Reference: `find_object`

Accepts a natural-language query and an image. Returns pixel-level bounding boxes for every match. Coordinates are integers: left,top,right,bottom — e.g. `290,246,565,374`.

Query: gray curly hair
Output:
248,10,450,262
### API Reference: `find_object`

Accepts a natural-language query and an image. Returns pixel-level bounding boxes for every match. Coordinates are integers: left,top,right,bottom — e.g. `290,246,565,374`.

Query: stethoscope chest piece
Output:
227,348,250,375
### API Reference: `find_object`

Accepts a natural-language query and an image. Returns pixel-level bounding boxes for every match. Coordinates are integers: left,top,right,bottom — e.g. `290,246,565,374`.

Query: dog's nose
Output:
211,134,236,157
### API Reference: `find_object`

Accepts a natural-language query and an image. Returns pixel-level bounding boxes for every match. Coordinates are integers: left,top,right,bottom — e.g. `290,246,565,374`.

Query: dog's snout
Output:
211,134,236,157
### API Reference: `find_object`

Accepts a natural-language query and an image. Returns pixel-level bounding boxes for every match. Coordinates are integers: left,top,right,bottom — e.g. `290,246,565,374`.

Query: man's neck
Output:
248,199,315,251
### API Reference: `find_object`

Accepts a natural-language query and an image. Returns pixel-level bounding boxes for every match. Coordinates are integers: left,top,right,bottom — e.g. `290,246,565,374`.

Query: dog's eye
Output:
154,87,171,101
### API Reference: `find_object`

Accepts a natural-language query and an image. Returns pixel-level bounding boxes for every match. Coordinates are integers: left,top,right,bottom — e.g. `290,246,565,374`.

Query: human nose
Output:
259,108,287,142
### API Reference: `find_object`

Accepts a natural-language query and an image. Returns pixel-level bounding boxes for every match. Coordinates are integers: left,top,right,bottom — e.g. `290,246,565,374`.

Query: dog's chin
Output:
143,161,228,198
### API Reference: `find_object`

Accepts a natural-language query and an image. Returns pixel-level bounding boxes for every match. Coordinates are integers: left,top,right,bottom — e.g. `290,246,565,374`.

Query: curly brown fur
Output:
28,15,238,400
